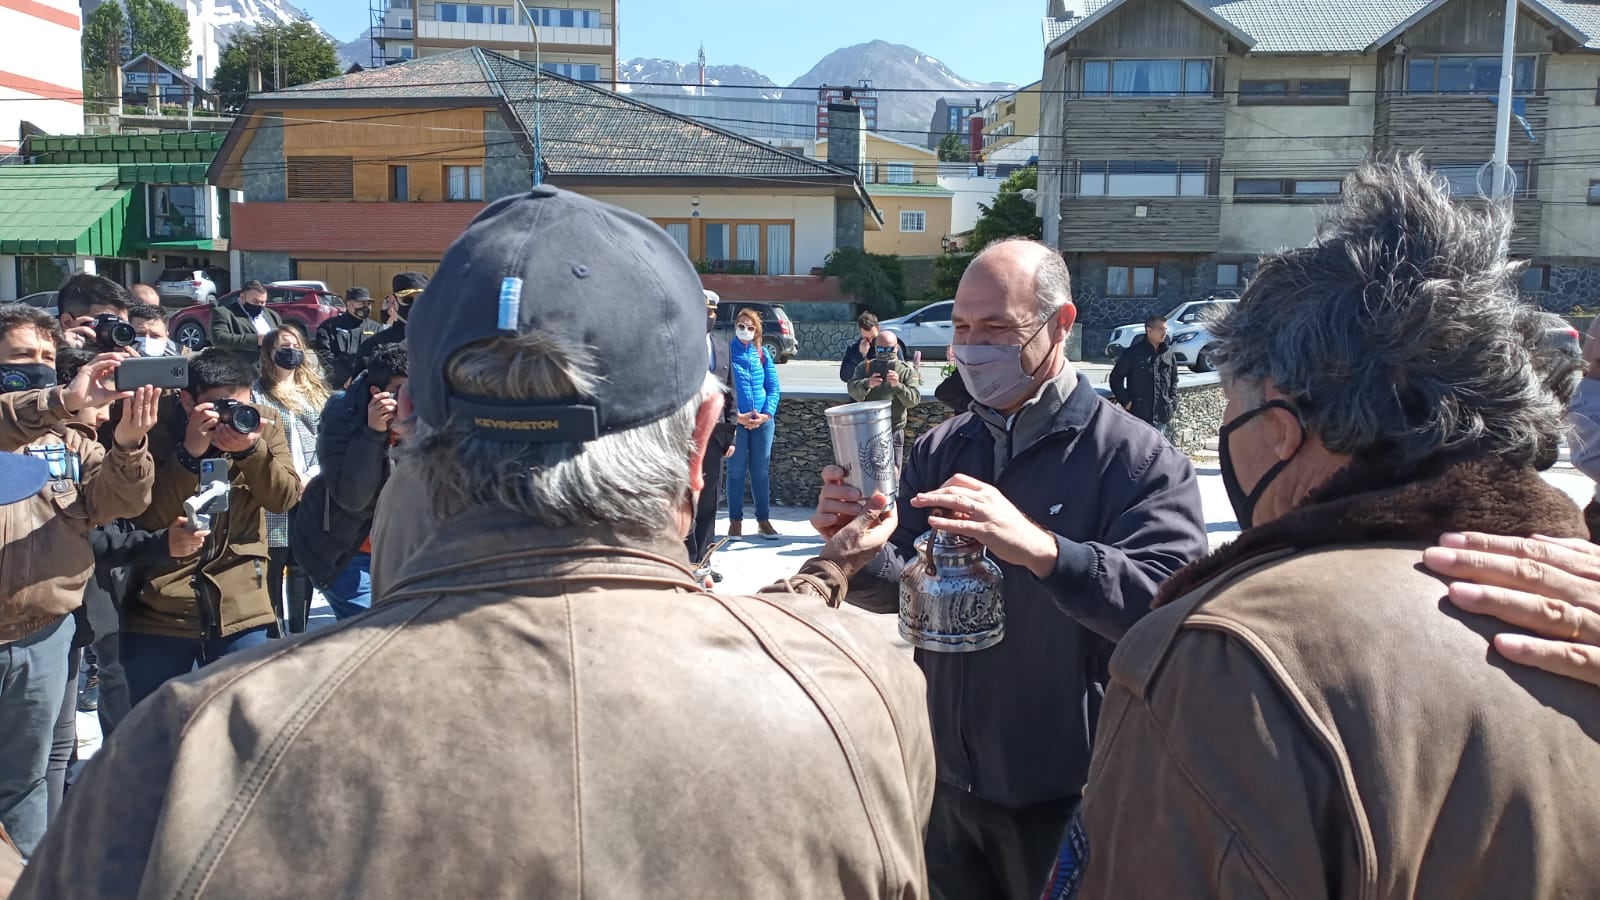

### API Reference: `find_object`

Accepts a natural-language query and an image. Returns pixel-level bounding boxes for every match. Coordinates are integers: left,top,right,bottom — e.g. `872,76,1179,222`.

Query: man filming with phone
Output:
119,349,299,707
847,329,921,473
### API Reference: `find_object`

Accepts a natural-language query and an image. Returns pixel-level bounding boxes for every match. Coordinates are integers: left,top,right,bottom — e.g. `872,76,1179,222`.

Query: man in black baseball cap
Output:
356,272,426,372
20,188,935,899
315,286,382,388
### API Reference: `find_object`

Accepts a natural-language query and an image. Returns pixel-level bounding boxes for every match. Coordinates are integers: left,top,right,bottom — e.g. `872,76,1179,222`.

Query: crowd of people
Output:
1,156,1599,898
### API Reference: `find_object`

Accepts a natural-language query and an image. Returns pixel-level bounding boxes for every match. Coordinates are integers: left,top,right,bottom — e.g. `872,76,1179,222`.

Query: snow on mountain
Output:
617,58,783,99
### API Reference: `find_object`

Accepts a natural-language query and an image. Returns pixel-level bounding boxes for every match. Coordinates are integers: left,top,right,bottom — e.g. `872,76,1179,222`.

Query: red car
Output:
169,284,344,352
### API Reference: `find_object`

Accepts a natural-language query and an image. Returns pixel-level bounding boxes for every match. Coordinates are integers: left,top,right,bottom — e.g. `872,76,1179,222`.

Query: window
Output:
861,162,876,183
1406,56,1536,94
542,62,601,81
1435,161,1531,198
900,210,927,232
15,256,72,296
399,17,411,28
529,6,601,27
887,163,915,185
389,165,409,201
1239,78,1349,105
445,165,484,201
1520,265,1549,292
1588,180,1600,204
1107,265,1156,297
148,185,209,239
1081,59,1212,97
287,157,354,200
436,2,459,21
1233,177,1343,201
1216,264,1240,287
397,44,414,59
1076,160,1210,197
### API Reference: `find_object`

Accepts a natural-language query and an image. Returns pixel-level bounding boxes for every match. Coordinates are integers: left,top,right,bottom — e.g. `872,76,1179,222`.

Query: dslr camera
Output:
93,314,137,351
211,398,262,435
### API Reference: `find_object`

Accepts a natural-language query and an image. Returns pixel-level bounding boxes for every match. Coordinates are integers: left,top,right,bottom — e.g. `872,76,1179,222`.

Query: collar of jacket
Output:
384,507,704,603
965,369,1098,446
1155,455,1585,607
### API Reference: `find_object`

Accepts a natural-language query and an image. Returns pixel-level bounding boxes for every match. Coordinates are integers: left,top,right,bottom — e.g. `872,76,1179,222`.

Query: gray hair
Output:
1212,154,1577,473
972,237,1072,321
402,330,719,538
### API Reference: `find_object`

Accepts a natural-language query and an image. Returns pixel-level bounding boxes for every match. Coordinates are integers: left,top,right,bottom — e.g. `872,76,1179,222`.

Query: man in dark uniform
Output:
356,273,427,372
316,287,382,388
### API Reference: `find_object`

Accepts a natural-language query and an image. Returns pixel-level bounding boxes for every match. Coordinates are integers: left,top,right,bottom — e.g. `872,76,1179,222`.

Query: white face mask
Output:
735,327,756,342
138,335,171,356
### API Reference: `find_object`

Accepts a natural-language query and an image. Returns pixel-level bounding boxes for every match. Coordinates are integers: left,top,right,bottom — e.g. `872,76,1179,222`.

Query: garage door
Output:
293,260,440,298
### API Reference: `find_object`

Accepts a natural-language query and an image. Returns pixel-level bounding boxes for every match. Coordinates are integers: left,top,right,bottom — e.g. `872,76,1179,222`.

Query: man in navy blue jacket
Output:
812,239,1207,900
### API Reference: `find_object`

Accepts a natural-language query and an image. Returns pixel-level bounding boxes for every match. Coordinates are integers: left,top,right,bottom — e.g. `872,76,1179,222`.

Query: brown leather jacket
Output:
1080,459,1600,898
14,515,936,899
124,397,301,639
0,387,153,643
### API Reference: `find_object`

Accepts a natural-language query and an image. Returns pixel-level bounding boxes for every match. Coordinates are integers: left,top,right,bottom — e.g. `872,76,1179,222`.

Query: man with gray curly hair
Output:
1073,156,1600,898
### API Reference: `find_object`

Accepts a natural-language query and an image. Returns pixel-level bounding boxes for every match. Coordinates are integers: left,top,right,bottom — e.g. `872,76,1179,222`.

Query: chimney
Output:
248,56,262,94
827,99,866,252
969,115,985,162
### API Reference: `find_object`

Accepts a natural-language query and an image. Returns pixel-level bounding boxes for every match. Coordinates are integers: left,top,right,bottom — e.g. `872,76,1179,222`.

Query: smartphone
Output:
115,355,189,391
870,358,891,377
199,457,230,489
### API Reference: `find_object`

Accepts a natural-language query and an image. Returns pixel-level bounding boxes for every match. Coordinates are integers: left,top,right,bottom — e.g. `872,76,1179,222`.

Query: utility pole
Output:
513,0,543,186
1490,0,1517,203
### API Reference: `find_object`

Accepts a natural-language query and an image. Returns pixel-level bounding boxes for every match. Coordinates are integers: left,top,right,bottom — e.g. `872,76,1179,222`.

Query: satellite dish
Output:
1475,160,1518,200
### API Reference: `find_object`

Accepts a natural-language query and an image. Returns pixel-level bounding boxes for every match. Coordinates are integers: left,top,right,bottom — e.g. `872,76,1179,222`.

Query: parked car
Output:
269,280,330,292
16,291,58,317
1104,297,1238,360
168,284,344,352
879,300,954,360
711,301,798,363
156,267,222,308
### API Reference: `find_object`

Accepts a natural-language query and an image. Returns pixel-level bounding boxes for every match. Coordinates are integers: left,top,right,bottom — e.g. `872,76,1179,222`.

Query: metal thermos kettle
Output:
898,522,1004,653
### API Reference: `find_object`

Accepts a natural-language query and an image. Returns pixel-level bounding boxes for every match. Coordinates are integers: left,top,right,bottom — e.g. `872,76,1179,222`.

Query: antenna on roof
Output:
698,43,706,97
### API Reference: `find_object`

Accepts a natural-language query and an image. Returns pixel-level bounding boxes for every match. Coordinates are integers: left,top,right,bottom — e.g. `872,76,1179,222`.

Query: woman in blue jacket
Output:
726,308,780,539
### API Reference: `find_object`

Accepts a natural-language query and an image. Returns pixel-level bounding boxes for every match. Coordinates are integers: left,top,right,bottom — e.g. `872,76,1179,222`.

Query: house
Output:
120,54,214,113
977,81,1042,158
927,97,982,152
0,131,231,300
817,131,955,257
941,136,1042,236
369,0,618,86
1039,0,1600,351
0,0,82,157
207,49,880,294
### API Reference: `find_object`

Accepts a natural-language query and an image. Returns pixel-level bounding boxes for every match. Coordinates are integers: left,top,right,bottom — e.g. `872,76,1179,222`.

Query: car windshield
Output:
159,269,193,282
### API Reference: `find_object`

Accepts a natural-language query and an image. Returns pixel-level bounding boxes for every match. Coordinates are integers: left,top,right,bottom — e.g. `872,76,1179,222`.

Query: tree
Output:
822,247,904,317
126,0,191,71
213,22,341,111
969,166,1043,252
937,132,967,162
82,2,126,77
929,252,973,301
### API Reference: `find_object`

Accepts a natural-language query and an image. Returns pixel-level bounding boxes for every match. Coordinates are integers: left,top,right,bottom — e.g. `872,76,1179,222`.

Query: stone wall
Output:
1530,262,1600,313
732,377,1226,509
239,251,291,283
796,322,857,361
240,113,285,203
484,110,533,200
901,255,937,298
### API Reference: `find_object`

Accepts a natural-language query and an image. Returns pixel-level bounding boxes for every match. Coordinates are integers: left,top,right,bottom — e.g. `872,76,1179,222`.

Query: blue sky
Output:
298,0,1045,86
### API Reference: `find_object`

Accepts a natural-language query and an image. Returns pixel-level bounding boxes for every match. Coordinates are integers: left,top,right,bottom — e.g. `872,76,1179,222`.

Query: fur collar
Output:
1155,456,1586,607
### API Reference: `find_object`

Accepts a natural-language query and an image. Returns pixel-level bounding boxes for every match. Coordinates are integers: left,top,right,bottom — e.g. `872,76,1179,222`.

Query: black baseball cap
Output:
408,186,707,443
346,286,372,303
0,452,49,505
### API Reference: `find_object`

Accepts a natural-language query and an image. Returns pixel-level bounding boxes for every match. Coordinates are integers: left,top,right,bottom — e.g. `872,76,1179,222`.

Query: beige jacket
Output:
1080,460,1600,898
0,387,153,642
15,513,935,899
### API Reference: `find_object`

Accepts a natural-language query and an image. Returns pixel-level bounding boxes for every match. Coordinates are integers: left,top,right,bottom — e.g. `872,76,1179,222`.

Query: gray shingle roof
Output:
1048,0,1600,54
255,52,497,102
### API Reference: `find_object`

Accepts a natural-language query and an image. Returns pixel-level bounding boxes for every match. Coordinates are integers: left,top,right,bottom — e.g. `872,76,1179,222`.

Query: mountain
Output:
207,0,319,37
618,59,783,99
338,29,376,70
788,41,1017,142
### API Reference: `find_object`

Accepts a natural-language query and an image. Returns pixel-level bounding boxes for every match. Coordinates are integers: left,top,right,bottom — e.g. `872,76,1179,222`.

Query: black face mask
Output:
273,348,305,370
242,300,265,316
1218,399,1303,530
0,363,58,394
349,305,371,320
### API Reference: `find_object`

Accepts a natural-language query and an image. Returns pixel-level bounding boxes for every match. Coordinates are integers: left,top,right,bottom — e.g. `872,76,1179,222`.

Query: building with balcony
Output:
626,91,817,154
927,97,982,151
0,131,231,300
0,0,82,158
206,50,882,295
1039,0,1600,352
369,0,618,87
817,84,878,137
817,131,954,256
978,81,1042,158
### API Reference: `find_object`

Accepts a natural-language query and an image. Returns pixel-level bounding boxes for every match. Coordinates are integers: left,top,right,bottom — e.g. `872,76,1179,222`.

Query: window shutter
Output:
287,157,354,200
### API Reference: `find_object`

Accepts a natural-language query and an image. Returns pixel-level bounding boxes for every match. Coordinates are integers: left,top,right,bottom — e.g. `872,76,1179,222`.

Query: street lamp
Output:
512,0,544,186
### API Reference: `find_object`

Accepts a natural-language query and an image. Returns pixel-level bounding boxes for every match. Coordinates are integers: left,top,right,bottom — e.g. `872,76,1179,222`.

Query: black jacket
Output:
73,522,173,648
849,372,1206,807
210,299,283,354
839,338,871,383
356,321,406,373
316,313,382,388
1109,338,1179,425
290,375,393,588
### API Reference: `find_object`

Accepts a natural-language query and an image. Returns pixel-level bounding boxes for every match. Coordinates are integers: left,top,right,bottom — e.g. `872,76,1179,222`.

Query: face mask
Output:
1218,399,1303,530
349,305,371,320
951,318,1053,409
735,327,756,342
273,348,305,370
0,363,58,394
242,301,265,316
138,336,170,357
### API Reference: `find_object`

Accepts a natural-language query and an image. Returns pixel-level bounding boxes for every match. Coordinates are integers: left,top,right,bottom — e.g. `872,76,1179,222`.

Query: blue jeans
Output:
726,417,775,522
0,615,75,857
325,553,374,620
120,626,274,709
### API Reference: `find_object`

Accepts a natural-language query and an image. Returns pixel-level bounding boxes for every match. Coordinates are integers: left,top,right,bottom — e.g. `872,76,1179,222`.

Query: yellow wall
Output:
981,82,1042,156
294,259,442,298
865,193,952,256
818,132,939,186
281,107,490,202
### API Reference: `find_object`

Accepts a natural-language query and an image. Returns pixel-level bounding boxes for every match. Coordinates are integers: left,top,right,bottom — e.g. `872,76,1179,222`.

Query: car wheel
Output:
1190,345,1215,374
762,337,785,364
174,320,209,352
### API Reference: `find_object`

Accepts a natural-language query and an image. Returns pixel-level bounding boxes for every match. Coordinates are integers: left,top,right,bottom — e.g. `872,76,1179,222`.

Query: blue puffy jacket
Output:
730,337,780,417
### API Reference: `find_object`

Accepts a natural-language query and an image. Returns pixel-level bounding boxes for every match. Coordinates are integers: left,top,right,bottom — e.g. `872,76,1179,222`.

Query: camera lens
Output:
94,315,136,349
228,404,261,434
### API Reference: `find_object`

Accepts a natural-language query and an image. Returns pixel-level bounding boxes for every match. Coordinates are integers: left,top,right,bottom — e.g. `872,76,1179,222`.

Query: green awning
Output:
27,132,225,165
139,238,224,251
0,165,135,257
118,163,209,185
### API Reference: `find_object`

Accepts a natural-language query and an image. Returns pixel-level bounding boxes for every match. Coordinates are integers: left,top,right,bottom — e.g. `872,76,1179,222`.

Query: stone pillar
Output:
827,102,865,252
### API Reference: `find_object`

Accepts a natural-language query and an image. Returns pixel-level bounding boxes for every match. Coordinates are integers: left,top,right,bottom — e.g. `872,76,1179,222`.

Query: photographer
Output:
847,329,921,473
292,345,407,620
54,274,136,353
0,304,155,859
315,287,381,389
120,349,299,706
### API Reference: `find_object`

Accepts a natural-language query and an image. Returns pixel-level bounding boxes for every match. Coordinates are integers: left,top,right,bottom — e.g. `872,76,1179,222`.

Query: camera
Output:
211,398,261,434
93,314,137,351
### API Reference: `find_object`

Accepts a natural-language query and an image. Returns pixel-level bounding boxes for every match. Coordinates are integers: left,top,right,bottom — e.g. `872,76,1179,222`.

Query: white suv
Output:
156,268,219,307
1104,297,1237,365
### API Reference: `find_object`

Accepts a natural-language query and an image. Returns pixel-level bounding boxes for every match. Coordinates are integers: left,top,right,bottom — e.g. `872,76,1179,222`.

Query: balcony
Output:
1062,97,1226,159
1374,94,1548,161
1059,197,1222,253
370,25,414,40
415,20,613,48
